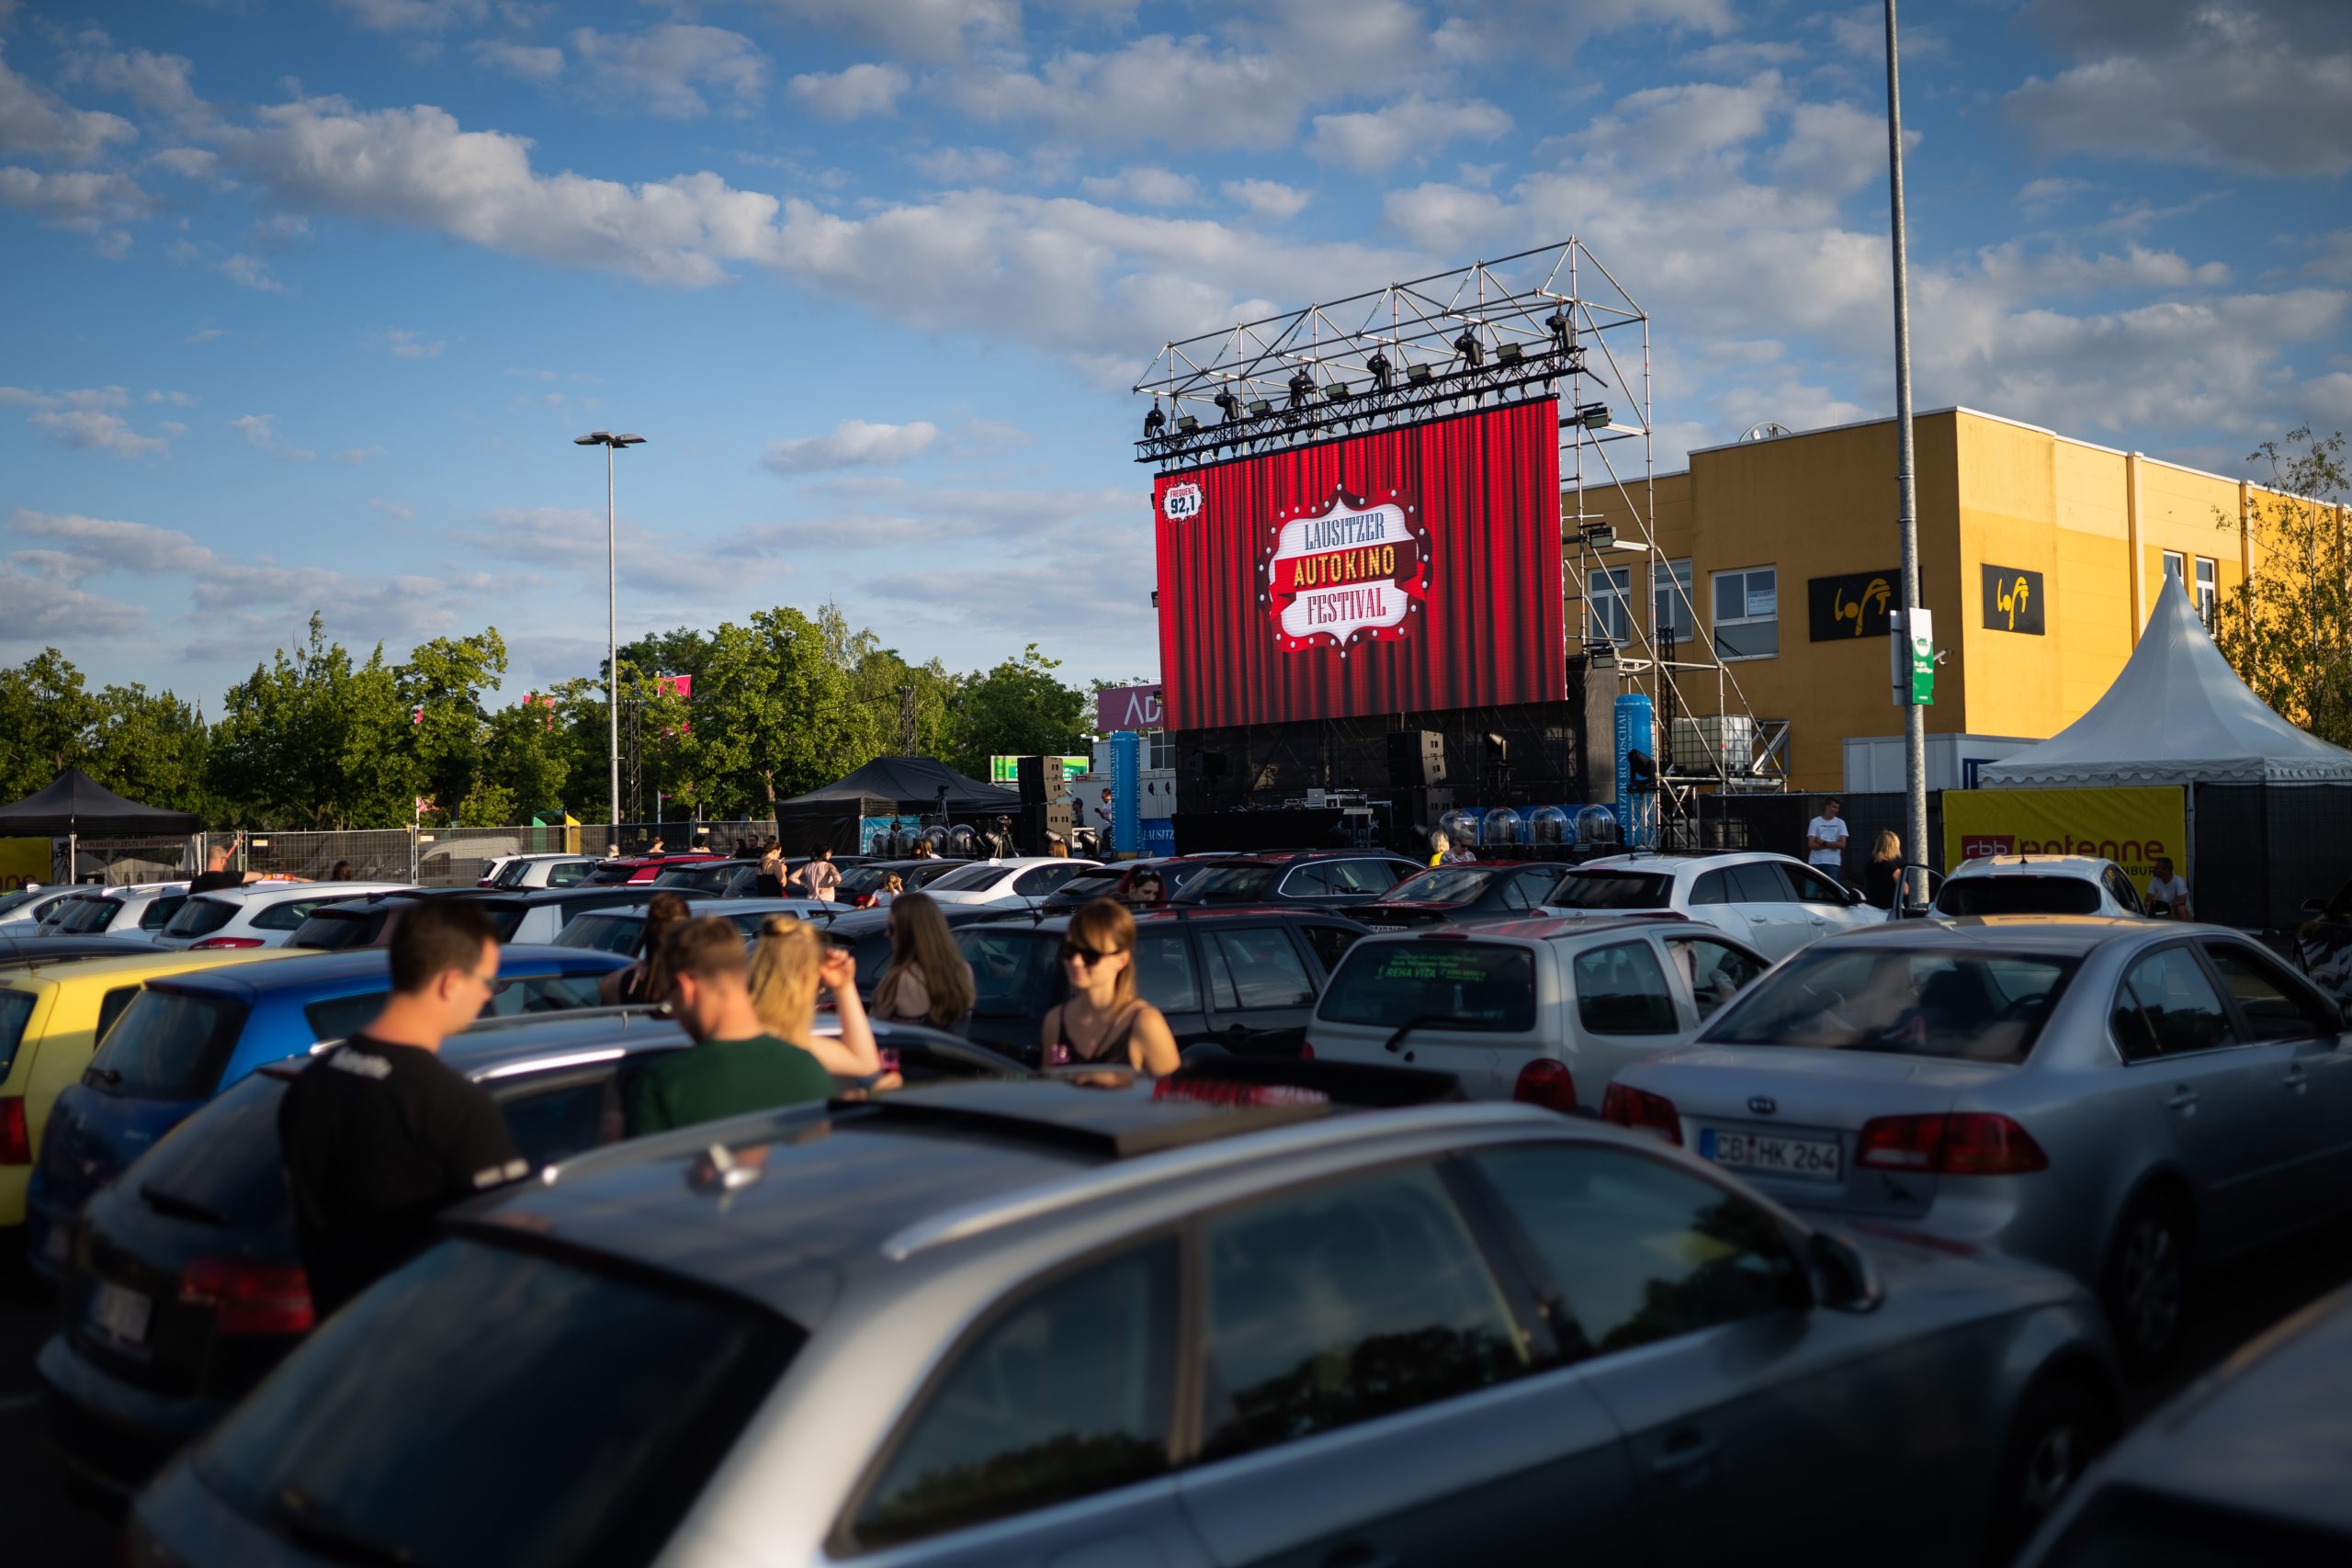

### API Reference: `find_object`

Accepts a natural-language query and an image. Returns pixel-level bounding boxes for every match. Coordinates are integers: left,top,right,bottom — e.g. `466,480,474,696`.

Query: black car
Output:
1352,861,1578,931
949,905,1371,1063
471,885,715,945
833,857,969,907
286,887,496,951
35,1010,1027,1499
649,858,763,896
1168,851,1424,911
1035,856,1225,912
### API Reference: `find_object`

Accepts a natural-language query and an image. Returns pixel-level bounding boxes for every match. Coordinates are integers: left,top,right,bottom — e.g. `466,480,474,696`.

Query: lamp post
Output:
572,431,646,839
1883,2,1928,904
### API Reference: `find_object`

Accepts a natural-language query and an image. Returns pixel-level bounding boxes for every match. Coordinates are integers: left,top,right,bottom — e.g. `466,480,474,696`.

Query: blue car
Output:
24,944,629,1279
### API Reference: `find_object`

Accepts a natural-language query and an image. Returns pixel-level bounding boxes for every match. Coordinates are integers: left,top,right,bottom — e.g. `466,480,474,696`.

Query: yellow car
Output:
0,947,296,1228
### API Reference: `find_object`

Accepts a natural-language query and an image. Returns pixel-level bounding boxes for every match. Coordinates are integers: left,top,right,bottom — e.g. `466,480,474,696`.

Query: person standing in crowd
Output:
755,839,786,898
619,918,841,1136
1093,787,1115,848
801,846,842,901
1039,899,1182,1074
328,860,355,882
599,892,692,1006
1122,869,1167,908
2146,856,2194,919
1046,836,1070,858
189,834,307,894
1805,797,1850,884
868,892,977,1037
644,835,667,859
910,835,936,860
747,918,887,1080
277,900,523,1315
873,872,905,907
1864,831,1903,911
1427,829,1452,868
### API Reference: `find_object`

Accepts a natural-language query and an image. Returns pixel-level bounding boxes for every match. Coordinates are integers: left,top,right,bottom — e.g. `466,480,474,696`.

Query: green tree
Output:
0,649,101,797
209,613,424,828
478,695,575,821
947,644,1090,777
87,684,215,817
2213,427,2352,744
398,629,509,818
688,607,867,813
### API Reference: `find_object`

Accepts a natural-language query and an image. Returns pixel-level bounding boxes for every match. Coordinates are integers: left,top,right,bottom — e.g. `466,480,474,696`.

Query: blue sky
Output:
3,0,2347,707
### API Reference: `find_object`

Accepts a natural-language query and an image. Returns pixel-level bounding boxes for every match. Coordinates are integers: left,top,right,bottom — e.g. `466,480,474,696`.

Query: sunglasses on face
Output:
1060,941,1123,966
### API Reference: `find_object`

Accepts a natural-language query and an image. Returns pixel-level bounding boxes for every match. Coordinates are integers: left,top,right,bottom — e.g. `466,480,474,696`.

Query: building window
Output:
1588,567,1634,645
1146,730,1176,772
1655,558,1695,649
2194,557,2217,626
1712,567,1778,660
2162,550,2186,586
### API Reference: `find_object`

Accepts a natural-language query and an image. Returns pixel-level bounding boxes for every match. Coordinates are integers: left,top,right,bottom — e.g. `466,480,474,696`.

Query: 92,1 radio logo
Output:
1161,482,1203,521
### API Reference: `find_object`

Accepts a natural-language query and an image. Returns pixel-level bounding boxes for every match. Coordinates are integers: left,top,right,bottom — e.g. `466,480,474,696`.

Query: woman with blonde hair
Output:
1865,829,1903,912
869,892,976,1035
1039,898,1181,1075
748,917,885,1081
599,891,693,1006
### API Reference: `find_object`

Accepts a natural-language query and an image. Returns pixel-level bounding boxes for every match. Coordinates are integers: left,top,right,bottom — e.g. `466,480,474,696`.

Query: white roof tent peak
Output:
1977,577,2352,788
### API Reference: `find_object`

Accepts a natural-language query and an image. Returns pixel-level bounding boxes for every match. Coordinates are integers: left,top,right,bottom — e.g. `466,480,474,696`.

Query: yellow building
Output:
1570,406,2278,791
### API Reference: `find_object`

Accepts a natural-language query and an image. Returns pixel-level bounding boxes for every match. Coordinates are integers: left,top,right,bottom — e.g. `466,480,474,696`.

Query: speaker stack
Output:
1385,730,1452,845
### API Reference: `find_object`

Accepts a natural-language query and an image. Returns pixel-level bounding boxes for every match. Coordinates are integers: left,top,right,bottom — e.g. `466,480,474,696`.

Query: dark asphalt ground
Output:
5,1224,2350,1567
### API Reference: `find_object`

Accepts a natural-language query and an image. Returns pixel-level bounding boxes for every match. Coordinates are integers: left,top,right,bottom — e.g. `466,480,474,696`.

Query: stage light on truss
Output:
1453,330,1483,371
1577,401,1611,430
1175,414,1200,434
1581,522,1618,549
1245,399,1272,418
1494,343,1523,367
1406,362,1434,387
1286,367,1315,410
1214,389,1241,423
1367,351,1392,391
1324,381,1351,403
1586,638,1619,670
1142,401,1165,440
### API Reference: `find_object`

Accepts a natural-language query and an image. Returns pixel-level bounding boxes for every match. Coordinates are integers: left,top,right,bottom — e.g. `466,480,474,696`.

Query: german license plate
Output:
87,1280,151,1347
1701,1128,1842,1180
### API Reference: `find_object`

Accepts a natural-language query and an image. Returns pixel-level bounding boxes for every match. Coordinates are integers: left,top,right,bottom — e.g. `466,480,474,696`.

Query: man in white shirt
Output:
2145,857,2193,920
1805,797,1851,883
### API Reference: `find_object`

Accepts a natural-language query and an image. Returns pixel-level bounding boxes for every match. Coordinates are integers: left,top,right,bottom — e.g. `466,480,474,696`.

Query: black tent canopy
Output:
775,756,1023,815
0,769,201,836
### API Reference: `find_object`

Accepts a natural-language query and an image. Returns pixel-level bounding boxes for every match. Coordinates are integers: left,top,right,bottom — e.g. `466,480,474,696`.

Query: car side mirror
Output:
1808,1230,1883,1313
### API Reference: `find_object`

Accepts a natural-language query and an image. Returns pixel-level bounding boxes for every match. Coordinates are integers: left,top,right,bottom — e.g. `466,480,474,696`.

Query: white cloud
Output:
336,446,387,464
0,164,150,241
0,563,145,638
908,144,1023,185
221,251,283,291
787,62,909,122
374,327,447,359
759,0,1017,64
0,44,137,163
469,39,564,81
0,385,179,457
57,29,216,136
570,24,766,118
1770,102,1889,199
187,325,226,344
145,389,198,406
762,418,940,474
1079,165,1200,206
1306,95,1513,174
950,35,1301,150
2017,176,2095,218
1222,178,1309,220
328,0,488,33
469,504,717,594
232,412,315,459
370,498,414,520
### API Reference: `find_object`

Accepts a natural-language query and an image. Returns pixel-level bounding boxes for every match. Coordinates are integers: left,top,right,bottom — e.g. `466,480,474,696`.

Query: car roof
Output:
463,1079,1550,1325
1571,852,1789,872
0,945,297,995
150,942,624,998
1195,850,1406,865
190,880,409,904
481,886,707,907
585,897,837,919
974,906,1371,933
1815,914,2163,953
1357,915,1690,944
1945,854,2117,877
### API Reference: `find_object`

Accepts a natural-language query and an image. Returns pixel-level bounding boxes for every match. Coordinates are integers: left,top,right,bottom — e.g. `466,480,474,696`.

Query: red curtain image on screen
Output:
1153,398,1564,730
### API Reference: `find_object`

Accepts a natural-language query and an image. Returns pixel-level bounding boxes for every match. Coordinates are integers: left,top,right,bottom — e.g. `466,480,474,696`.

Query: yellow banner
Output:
1941,786,2188,882
0,837,49,893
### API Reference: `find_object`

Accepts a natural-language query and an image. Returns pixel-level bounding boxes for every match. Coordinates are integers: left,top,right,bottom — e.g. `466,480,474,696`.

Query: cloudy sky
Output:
4,0,2347,704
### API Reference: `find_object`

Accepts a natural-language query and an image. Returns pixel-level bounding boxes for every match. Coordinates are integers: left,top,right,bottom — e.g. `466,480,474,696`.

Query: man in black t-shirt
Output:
187,833,311,895
278,899,523,1316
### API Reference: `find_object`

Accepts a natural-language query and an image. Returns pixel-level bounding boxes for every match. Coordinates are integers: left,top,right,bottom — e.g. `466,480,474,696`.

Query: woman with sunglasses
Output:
1041,898,1182,1075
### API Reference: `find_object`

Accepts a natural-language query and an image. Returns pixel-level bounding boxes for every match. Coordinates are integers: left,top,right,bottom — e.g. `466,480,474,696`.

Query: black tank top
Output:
1044,1001,1144,1066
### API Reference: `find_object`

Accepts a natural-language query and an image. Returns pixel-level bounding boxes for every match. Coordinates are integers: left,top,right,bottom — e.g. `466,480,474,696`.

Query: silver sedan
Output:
1606,917,2352,1371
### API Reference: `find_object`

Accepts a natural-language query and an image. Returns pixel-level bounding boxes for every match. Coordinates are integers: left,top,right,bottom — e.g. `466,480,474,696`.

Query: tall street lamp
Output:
573,430,646,836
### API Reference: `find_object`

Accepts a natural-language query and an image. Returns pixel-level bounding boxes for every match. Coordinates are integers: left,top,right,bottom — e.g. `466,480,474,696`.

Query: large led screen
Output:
1152,398,1564,730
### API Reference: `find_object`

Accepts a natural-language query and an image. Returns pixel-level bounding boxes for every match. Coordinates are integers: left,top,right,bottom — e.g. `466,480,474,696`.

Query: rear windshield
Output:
124,1069,293,1223
1378,867,1498,906
85,987,252,1099
164,896,241,938
1702,947,2078,1065
0,888,40,918
1175,864,1278,901
494,860,535,887
51,897,119,934
555,913,646,954
480,902,530,942
290,907,385,951
1551,871,1675,909
1317,942,1537,1032
927,862,1009,893
0,989,38,1081
195,1237,800,1568
838,865,899,897
1050,870,1126,900
1936,875,2102,918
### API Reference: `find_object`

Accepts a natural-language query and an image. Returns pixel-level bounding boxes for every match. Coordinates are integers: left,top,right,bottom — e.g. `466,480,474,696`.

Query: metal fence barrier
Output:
66,819,786,889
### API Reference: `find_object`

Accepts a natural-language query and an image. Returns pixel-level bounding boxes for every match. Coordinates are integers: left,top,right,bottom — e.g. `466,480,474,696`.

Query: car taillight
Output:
1600,1084,1681,1145
0,1097,27,1164
1512,1058,1577,1113
1857,1113,2048,1175
1298,1042,1314,1061
179,1256,316,1335
191,936,266,950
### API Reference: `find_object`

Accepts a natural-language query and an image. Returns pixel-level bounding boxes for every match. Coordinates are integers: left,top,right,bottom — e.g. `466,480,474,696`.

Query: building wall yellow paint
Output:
1567,407,2275,791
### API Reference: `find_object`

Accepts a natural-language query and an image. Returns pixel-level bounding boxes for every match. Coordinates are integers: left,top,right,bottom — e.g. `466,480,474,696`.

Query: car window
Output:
1012,863,1082,897
1203,928,1317,1010
164,896,240,938
1318,942,1537,1032
141,894,186,931
1331,861,1393,894
1551,871,1674,910
484,974,608,1018
1572,941,1680,1035
1690,869,1732,906
957,929,1061,1017
1665,937,1768,1021
1497,874,1539,911
930,862,1011,893
854,1241,1175,1549
547,861,592,888
194,1238,799,1568
96,985,141,1043
0,989,36,1081
1468,1145,1806,1355
1134,929,1200,1013
1380,866,1497,905
1705,947,2075,1065
1297,922,1363,976
251,897,338,931
1784,864,1849,906
2112,946,2236,1062
1200,1163,1524,1458
1282,863,1334,896
1728,862,1794,903
2202,943,2333,1043
1936,875,2102,918
496,1075,620,1168
306,990,391,1045
86,987,251,1098
1177,864,1280,902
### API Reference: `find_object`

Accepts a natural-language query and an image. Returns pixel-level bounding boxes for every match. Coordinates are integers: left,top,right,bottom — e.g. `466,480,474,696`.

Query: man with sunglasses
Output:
278,900,526,1315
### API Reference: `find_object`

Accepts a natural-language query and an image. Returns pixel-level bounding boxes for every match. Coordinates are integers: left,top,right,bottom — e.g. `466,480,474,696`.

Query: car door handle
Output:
1652,1431,1719,1487
2167,1087,2200,1111
1321,1542,1397,1568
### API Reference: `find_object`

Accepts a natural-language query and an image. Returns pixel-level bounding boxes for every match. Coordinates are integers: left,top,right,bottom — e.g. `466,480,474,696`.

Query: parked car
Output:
1355,861,1580,930
2018,1279,2352,1566
126,1075,2122,1568
151,883,408,952
814,904,1039,1002
554,897,842,955
1170,849,1427,909
39,1010,1026,1498
835,857,970,907
471,885,713,946
479,852,602,891
650,857,763,895
1933,854,2148,919
0,885,110,932
921,854,1102,909
1548,852,1883,959
0,936,175,968
283,887,495,951
34,884,191,943
23,944,633,1279
1604,917,2352,1370
1036,856,1223,912
582,852,724,886
1308,918,1771,1111
0,948,293,1233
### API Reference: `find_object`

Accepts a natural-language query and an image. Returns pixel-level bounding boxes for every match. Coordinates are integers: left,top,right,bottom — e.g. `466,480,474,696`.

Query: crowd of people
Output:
1804,795,2194,916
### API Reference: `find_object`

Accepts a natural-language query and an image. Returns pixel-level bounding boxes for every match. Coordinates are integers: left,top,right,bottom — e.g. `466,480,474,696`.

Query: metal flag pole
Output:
1886,0,1928,901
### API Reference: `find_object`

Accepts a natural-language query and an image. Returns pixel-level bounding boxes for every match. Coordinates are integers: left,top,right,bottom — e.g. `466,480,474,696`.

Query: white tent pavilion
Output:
1978,576,2352,788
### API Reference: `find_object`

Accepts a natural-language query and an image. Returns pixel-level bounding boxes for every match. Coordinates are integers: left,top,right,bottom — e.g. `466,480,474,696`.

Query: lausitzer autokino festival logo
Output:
1252,483,1430,657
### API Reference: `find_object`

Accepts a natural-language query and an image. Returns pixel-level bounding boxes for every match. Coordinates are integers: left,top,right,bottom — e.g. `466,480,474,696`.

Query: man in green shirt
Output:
620,916,835,1137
